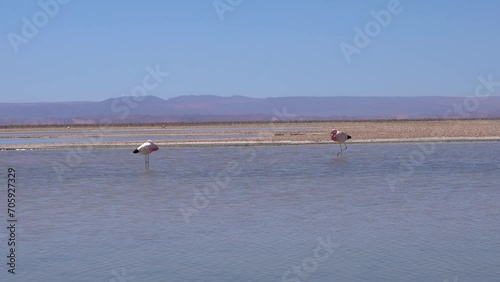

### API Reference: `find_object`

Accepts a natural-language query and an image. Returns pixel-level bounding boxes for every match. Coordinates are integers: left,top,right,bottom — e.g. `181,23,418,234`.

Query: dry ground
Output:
1,119,499,150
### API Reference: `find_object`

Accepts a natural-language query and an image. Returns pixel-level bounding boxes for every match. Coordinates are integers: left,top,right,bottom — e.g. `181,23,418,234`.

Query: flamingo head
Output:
330,129,337,140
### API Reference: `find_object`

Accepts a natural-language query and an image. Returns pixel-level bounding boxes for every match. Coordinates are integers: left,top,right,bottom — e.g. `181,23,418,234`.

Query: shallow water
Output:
0,134,263,145
0,126,318,136
0,142,499,281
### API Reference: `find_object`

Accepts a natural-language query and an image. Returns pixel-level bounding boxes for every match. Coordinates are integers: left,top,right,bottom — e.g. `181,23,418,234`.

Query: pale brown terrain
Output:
1,119,499,150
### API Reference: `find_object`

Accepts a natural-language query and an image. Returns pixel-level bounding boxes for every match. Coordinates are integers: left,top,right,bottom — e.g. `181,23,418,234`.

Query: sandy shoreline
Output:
1,119,499,150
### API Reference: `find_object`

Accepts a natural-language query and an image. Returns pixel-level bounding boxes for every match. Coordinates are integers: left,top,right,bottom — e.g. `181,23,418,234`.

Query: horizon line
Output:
1,94,484,104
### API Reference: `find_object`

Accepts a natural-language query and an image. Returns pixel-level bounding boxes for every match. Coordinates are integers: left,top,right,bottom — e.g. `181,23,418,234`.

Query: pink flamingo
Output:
330,129,351,156
133,140,159,170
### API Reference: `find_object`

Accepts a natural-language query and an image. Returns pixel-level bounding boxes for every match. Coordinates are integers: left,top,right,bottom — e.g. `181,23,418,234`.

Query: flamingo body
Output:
330,129,351,156
133,140,159,170
133,140,159,155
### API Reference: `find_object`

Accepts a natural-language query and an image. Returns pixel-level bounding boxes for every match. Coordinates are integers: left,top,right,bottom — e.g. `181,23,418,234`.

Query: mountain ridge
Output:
1,95,498,125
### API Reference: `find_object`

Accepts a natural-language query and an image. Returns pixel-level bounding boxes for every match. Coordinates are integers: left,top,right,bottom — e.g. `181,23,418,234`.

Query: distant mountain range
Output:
1,95,499,125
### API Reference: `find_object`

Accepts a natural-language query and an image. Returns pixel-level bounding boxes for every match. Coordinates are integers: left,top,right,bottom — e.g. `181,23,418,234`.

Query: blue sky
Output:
1,0,499,102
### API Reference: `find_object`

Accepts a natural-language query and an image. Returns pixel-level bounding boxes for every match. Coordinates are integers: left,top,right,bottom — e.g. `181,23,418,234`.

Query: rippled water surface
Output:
0,135,263,145
1,142,499,281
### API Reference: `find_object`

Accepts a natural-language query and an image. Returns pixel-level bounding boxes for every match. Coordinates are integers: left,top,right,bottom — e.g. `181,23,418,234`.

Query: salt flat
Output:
1,119,499,150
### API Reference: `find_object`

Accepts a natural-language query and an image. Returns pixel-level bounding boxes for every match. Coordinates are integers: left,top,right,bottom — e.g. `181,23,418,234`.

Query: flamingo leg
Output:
337,143,343,156
145,154,150,170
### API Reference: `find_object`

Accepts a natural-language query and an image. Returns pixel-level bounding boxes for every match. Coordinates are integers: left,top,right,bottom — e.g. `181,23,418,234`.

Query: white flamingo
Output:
133,140,159,170
330,129,351,156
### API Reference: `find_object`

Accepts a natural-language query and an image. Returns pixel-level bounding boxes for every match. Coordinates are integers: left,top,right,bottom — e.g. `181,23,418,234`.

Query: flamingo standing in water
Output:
330,129,351,156
133,140,159,170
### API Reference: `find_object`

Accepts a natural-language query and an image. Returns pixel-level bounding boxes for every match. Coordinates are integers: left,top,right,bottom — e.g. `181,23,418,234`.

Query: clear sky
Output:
1,0,499,102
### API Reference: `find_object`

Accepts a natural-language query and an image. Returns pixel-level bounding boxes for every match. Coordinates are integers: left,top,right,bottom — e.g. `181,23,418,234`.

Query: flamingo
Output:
330,129,351,156
133,140,159,170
